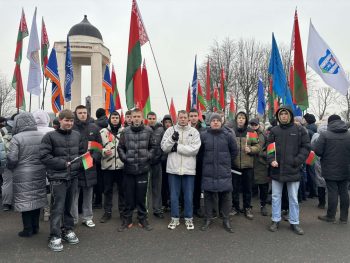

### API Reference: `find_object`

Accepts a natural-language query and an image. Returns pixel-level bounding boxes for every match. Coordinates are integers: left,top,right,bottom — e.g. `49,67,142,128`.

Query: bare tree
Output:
310,86,340,120
0,75,16,117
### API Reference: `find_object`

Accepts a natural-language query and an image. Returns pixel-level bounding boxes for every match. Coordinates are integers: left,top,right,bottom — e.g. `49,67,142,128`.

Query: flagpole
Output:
41,78,48,110
29,93,32,112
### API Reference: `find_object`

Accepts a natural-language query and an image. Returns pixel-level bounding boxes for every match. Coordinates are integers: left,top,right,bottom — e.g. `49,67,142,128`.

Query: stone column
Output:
70,62,81,110
90,53,103,118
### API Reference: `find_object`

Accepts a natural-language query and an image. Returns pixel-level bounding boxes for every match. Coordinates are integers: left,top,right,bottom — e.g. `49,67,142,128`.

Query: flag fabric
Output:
219,68,225,110
267,142,276,155
125,0,149,109
120,109,125,126
169,98,177,124
257,76,266,116
197,80,206,111
64,35,73,102
88,141,103,152
213,86,220,112
44,48,64,113
191,56,198,109
291,10,308,110
268,33,289,102
267,78,276,120
306,150,317,165
82,152,94,170
12,9,28,110
306,22,349,96
27,7,42,96
228,95,235,121
141,60,151,118
111,65,122,110
186,85,191,112
206,59,212,110
103,64,114,115
41,17,49,73
247,132,258,143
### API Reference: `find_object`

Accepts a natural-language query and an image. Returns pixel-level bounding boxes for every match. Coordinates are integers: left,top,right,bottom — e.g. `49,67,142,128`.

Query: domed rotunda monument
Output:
54,15,111,117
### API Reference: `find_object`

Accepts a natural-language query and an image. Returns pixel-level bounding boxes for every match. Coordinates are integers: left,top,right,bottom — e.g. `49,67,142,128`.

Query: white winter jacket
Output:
100,126,124,170
161,124,201,175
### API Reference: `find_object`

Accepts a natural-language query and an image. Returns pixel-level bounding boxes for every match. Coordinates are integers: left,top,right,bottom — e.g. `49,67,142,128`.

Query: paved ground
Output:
0,195,349,263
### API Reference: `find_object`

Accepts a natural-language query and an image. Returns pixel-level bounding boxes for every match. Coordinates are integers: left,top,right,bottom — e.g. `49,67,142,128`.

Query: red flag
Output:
228,95,235,120
82,152,94,170
213,86,219,112
111,64,122,110
141,60,151,118
219,68,225,110
120,109,125,126
186,85,191,112
169,98,177,124
289,65,295,103
41,17,49,73
197,80,206,111
206,58,211,108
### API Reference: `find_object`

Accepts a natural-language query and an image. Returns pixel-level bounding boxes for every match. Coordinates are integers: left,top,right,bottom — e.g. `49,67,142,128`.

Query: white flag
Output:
306,22,349,96
27,7,41,96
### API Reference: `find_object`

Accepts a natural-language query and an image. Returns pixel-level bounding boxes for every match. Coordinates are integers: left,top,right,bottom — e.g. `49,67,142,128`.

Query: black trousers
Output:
161,161,170,208
124,172,149,221
306,165,317,197
232,168,253,209
50,178,77,238
193,165,202,212
204,191,231,220
318,187,326,206
326,179,349,221
21,209,40,233
102,169,125,217
93,164,104,205
258,183,269,207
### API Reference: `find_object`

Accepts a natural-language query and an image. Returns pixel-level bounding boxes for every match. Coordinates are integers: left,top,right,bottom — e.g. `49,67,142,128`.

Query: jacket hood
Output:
276,105,294,125
33,110,51,127
327,119,348,133
96,115,109,129
234,111,248,127
162,114,172,123
317,123,327,134
306,123,318,133
13,112,37,135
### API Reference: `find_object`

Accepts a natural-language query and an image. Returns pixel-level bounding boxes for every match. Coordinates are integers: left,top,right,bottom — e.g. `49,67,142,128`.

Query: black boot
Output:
100,212,112,223
18,230,33,237
200,219,212,231
223,219,234,233
118,218,133,232
290,224,304,235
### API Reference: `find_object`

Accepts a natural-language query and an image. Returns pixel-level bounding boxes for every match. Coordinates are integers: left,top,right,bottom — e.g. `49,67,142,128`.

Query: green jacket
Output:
253,128,269,184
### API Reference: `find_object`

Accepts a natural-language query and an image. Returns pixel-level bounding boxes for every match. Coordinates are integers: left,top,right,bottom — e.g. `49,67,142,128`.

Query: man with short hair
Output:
267,106,310,235
117,108,156,231
124,110,132,127
161,110,201,230
146,111,164,218
71,105,102,228
40,109,84,252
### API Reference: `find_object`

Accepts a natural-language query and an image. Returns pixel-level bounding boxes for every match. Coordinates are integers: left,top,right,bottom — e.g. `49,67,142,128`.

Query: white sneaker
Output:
83,220,95,228
48,237,63,252
168,218,180,230
62,230,79,245
185,218,194,230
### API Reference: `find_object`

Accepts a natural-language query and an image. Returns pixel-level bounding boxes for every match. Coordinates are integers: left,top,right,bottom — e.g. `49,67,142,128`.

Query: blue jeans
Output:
168,174,195,219
271,180,300,225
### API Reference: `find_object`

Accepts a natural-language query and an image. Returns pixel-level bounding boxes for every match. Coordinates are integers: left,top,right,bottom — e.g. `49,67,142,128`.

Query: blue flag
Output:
191,56,198,109
268,34,289,103
103,64,115,114
64,36,74,102
257,76,266,116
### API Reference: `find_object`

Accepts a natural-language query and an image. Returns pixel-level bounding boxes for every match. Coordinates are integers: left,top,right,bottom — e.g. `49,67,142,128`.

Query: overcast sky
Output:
1,0,349,117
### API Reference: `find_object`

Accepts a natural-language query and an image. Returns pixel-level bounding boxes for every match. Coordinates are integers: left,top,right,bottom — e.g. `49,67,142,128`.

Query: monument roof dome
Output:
68,15,103,41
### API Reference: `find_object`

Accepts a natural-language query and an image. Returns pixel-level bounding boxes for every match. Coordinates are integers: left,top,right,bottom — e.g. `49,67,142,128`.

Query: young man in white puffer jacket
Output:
161,110,201,230
99,111,125,224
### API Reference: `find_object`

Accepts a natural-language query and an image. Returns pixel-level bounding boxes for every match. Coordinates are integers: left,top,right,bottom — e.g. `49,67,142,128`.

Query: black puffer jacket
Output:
73,118,102,187
150,123,164,165
95,115,108,131
40,129,84,181
267,106,310,182
313,119,350,181
117,124,156,175
200,128,238,192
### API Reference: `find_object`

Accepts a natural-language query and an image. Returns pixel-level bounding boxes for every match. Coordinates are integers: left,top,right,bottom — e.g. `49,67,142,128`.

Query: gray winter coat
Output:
7,113,47,212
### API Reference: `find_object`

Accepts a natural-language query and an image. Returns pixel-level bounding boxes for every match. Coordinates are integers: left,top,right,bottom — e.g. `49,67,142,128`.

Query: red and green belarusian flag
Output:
219,67,225,110
212,85,220,112
111,64,122,110
267,142,276,155
169,98,177,124
247,132,258,143
290,10,308,110
88,141,103,152
41,17,49,74
12,9,29,110
197,80,206,111
228,95,235,121
125,0,149,109
82,152,94,170
268,78,279,121
306,151,317,165
206,58,212,110
186,84,191,112
141,59,151,118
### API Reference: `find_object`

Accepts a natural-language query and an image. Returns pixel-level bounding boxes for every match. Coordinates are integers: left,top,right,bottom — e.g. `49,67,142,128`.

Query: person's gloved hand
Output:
171,143,178,152
172,131,179,142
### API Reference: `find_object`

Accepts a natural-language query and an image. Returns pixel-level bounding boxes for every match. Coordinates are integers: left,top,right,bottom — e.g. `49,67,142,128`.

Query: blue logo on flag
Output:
318,49,339,74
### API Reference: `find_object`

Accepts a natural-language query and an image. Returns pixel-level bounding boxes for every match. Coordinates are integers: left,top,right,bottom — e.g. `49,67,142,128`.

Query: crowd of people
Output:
0,105,350,252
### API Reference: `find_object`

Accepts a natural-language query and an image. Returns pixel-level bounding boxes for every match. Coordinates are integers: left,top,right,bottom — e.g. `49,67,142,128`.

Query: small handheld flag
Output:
82,152,93,170
267,142,276,155
306,151,317,165
247,132,258,143
88,141,103,152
